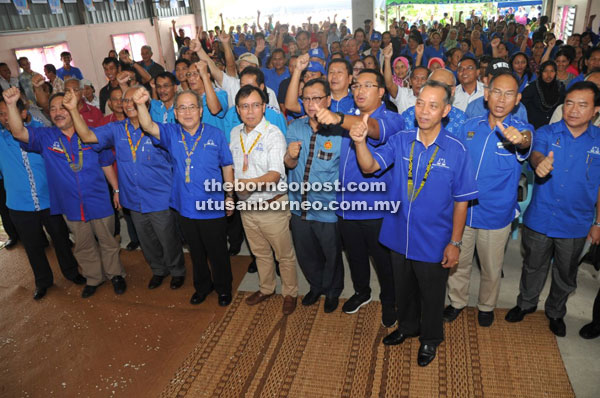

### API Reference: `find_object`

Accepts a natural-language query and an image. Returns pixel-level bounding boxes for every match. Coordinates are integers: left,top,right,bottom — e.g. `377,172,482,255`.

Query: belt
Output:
266,193,285,203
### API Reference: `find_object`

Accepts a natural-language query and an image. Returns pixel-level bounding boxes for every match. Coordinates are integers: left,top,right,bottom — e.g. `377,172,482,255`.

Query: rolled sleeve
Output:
21,126,46,153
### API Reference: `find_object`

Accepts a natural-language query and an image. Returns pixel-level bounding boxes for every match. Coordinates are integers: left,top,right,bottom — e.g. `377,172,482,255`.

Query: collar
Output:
369,102,387,118
414,127,447,150
557,119,599,139
459,81,483,95
79,102,92,113
332,91,352,103
242,117,268,136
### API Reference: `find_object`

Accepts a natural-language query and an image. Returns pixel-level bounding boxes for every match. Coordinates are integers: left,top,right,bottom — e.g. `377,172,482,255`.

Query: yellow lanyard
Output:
125,122,144,162
407,140,439,202
240,131,262,172
180,124,205,183
58,136,83,172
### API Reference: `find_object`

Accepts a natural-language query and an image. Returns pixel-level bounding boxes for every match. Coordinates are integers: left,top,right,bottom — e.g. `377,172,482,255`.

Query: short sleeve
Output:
452,146,478,202
285,120,301,145
98,148,115,167
21,126,48,153
266,128,286,176
153,122,174,151
215,128,233,167
90,123,116,152
215,90,229,118
375,112,404,145
271,109,288,136
532,125,550,155
372,135,399,172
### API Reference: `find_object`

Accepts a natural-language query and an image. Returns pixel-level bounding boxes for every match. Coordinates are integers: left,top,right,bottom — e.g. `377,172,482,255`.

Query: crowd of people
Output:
1,8,600,368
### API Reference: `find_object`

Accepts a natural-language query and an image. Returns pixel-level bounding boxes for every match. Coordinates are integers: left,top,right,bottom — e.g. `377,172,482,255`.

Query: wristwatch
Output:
335,112,345,127
114,189,120,193
593,221,600,227
449,240,462,248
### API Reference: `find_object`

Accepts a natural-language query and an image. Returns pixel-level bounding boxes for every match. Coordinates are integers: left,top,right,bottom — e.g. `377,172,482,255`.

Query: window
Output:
14,42,72,75
111,32,148,62
173,24,193,50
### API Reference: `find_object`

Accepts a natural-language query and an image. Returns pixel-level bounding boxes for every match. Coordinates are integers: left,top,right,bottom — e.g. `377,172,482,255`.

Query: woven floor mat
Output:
161,292,574,398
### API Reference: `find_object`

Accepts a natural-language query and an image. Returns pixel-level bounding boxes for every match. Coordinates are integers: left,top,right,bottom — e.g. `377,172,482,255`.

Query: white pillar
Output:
352,0,374,33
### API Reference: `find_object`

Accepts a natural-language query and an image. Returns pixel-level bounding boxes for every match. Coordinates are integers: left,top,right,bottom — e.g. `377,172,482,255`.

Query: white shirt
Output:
390,86,417,114
0,76,19,91
219,73,280,111
229,117,287,202
453,81,485,112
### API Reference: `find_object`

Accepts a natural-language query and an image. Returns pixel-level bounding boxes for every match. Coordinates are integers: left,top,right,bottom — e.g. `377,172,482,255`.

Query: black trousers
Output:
9,209,79,288
226,208,245,252
177,214,232,295
338,217,395,309
391,251,449,346
592,286,600,326
0,183,18,240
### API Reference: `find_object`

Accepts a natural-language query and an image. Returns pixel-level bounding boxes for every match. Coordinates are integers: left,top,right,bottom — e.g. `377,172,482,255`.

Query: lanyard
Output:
180,124,205,183
58,136,83,172
125,122,144,162
407,140,439,202
240,130,262,172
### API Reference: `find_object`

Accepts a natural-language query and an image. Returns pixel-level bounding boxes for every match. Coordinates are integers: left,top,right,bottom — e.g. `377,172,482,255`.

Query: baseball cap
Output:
485,58,512,77
370,32,382,41
80,79,93,89
308,47,325,60
236,52,259,67
307,62,326,75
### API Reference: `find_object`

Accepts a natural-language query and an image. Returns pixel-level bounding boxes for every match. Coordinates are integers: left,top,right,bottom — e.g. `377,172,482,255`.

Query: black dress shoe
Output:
505,305,537,323
71,274,87,285
148,275,165,289
324,297,339,313
82,284,99,298
301,290,321,306
549,317,566,337
382,305,397,328
417,344,437,367
579,322,600,339
4,238,17,249
247,260,257,273
228,247,241,256
190,291,209,305
443,305,464,323
33,287,48,300
125,241,140,251
111,276,127,295
170,276,185,289
478,310,495,327
218,293,232,307
382,329,419,346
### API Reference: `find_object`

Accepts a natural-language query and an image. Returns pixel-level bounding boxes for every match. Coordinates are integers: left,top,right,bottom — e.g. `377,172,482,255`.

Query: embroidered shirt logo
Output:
204,139,217,148
434,158,449,168
588,146,600,155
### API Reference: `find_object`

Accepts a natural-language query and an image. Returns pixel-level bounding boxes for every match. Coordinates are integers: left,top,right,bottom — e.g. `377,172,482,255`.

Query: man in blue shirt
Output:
444,72,533,327
3,87,126,299
71,85,186,292
506,82,600,337
0,96,84,300
186,61,228,129
261,48,289,98
422,31,446,67
56,51,84,81
284,79,344,313
350,80,478,367
313,69,404,327
149,72,177,123
134,87,235,307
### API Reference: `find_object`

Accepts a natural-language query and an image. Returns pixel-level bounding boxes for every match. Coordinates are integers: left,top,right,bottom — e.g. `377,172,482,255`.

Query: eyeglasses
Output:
176,104,200,112
238,102,264,111
122,98,134,104
351,82,379,90
301,96,327,103
458,66,476,72
185,72,200,78
489,89,517,99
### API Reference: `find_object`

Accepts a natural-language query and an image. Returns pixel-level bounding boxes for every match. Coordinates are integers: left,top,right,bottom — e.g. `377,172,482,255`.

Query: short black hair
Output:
60,51,71,58
296,30,310,40
102,57,119,69
235,84,267,106
408,33,423,45
327,58,352,75
239,66,265,87
175,58,191,68
420,80,452,105
0,97,26,112
0,62,7,68
556,47,575,63
489,71,519,88
44,64,57,74
48,92,66,107
357,68,385,90
446,48,462,59
155,71,176,85
412,65,430,77
459,56,478,68
271,48,285,57
566,81,600,107
108,85,123,98
303,78,331,97
254,32,265,41
479,55,493,66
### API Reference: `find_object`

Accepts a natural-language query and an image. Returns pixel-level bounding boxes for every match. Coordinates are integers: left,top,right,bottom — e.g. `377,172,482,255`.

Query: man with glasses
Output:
185,61,228,129
69,85,185,292
134,87,234,307
150,72,177,123
230,85,298,315
444,72,533,327
453,57,484,112
285,79,344,313
311,69,404,326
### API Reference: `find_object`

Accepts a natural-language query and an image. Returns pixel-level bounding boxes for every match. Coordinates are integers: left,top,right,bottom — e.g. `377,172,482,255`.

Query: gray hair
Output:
141,45,152,53
174,89,203,109
64,77,81,88
419,80,453,105
123,85,143,100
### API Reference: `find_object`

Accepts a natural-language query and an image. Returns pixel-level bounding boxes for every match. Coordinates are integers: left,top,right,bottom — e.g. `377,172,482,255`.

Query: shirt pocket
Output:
494,149,515,170
586,154,600,182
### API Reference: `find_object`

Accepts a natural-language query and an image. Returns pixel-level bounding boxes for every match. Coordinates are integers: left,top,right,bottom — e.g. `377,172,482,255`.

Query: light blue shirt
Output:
220,105,287,143
150,99,175,124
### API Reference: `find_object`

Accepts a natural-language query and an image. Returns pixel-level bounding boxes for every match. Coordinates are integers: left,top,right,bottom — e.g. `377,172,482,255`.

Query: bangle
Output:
336,112,345,127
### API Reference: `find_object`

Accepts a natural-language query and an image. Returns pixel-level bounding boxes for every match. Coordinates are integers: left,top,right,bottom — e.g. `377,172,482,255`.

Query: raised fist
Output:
132,87,150,105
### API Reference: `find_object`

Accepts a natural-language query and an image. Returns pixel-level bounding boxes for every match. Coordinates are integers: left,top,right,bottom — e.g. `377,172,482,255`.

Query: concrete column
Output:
189,0,204,28
352,0,373,33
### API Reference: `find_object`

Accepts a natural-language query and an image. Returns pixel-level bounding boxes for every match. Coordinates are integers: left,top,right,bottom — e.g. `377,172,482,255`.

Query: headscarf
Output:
392,56,411,87
443,29,458,50
536,60,562,110
428,57,445,69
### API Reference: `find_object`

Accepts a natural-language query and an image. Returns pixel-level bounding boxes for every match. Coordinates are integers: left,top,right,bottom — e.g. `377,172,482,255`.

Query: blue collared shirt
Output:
202,89,229,129
524,120,600,238
465,96,529,121
261,67,290,98
0,119,50,211
21,127,115,221
220,105,287,143
455,114,533,229
375,129,478,262
330,92,355,114
151,122,233,219
56,66,83,80
337,103,404,220
566,74,585,90
92,119,173,213
286,118,343,223
423,45,446,67
150,99,175,123
401,105,467,135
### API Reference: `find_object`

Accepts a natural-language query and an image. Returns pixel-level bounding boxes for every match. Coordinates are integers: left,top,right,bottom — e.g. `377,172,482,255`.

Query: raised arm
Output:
383,44,398,98
31,73,50,114
284,141,302,169
171,20,178,40
196,61,222,115
416,44,424,67
220,32,238,77
2,87,29,143
132,87,160,139
541,37,555,64
190,33,224,85
63,89,99,144
284,53,309,114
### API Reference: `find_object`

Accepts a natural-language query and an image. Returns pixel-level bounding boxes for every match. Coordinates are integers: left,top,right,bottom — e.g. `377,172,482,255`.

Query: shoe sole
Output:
382,320,398,328
343,296,372,314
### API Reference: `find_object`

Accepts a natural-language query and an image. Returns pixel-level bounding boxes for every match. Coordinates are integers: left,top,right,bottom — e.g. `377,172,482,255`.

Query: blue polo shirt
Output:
423,45,446,67
56,66,83,80
455,114,533,230
202,89,229,130
566,74,585,90
150,99,175,123
0,119,50,211
524,120,600,238
151,122,233,219
21,127,115,222
400,48,418,65
465,96,529,121
220,105,287,143
330,92,355,114
375,129,479,262
401,105,467,135
286,118,343,223
517,73,536,93
337,103,405,220
262,67,290,98
91,119,172,214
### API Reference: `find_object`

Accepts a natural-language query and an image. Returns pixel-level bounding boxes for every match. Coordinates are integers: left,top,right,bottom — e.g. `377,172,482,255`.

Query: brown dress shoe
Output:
245,291,274,306
282,295,297,315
